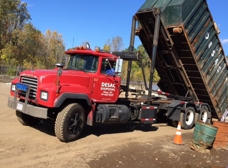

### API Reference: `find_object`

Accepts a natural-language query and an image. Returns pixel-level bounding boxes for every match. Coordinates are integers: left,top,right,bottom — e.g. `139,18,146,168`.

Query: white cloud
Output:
221,39,228,45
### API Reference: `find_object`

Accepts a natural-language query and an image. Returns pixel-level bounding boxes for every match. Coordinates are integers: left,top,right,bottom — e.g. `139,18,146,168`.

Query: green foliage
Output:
2,24,38,66
0,0,30,50
0,0,65,70
6,65,16,76
37,29,65,68
103,37,160,83
121,45,160,83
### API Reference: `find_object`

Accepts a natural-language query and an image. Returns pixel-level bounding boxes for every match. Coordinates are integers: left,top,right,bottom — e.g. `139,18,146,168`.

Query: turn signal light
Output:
67,42,91,51
74,46,87,50
95,46,100,52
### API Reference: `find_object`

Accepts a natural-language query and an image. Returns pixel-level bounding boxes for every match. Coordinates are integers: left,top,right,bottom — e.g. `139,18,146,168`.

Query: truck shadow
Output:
32,121,159,139
32,121,55,136
81,123,159,138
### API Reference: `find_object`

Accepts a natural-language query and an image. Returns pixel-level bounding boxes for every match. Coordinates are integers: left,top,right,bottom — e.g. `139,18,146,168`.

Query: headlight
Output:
11,84,16,92
40,91,48,100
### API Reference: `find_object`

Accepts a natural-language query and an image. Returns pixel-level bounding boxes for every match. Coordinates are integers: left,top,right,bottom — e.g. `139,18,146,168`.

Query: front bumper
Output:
8,97,48,119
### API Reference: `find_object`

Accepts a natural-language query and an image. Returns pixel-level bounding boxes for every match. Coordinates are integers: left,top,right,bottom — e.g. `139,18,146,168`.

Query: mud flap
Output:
140,105,157,124
166,100,183,121
87,110,93,126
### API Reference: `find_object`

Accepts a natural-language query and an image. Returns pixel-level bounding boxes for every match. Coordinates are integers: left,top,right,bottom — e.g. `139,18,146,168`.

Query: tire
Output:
199,106,211,124
55,103,85,142
180,107,195,129
16,111,41,126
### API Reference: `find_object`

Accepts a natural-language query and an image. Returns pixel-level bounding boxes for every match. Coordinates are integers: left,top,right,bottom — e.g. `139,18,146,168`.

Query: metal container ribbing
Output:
135,0,228,118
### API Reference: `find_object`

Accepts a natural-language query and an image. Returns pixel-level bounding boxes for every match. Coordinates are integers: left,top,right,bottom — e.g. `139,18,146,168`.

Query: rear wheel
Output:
16,111,41,126
55,103,85,142
180,107,195,129
199,106,211,124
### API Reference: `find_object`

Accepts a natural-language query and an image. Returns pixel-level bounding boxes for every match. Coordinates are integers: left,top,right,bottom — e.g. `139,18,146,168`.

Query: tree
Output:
0,0,30,70
1,28,66,70
38,29,65,68
0,0,30,50
135,45,160,83
121,45,160,83
103,36,124,52
102,36,160,83
111,36,124,52
103,39,111,52
0,0,67,72
1,23,42,69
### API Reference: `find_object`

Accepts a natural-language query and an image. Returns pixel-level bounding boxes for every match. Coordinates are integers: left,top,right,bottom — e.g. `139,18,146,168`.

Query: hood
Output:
20,69,90,87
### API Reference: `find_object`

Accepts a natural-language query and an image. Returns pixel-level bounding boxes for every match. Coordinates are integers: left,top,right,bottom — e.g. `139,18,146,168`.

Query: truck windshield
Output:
67,54,98,72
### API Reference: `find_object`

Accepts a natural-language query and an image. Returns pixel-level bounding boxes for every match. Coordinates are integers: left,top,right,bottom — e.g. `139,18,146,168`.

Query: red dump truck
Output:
7,0,227,142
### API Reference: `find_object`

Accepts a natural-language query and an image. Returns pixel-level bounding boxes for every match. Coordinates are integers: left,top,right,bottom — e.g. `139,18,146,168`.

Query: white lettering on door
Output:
100,82,115,96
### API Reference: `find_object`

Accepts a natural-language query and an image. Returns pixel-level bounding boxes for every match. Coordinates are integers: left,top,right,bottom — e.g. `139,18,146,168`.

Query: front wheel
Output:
55,103,85,142
180,107,195,129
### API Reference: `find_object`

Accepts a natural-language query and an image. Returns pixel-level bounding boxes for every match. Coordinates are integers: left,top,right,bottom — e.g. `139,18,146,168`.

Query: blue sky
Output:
24,0,228,55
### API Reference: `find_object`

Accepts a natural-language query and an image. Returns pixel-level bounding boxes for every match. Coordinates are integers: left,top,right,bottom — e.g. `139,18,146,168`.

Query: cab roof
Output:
65,48,118,59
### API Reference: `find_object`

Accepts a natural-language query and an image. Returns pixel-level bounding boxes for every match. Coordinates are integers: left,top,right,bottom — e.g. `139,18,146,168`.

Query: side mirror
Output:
55,63,63,76
115,58,123,74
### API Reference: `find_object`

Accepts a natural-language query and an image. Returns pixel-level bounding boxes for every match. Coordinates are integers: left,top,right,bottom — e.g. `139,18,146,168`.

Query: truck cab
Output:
9,45,122,108
8,43,157,142
64,46,121,103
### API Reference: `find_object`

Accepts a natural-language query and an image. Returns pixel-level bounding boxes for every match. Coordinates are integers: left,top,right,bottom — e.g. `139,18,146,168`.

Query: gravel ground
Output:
88,133,228,168
1,78,228,168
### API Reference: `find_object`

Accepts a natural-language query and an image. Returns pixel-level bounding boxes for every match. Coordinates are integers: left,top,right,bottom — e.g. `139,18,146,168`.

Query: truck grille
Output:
19,76,38,100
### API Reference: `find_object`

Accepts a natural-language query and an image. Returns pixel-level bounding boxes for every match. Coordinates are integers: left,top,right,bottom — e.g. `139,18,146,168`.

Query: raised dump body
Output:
135,0,228,118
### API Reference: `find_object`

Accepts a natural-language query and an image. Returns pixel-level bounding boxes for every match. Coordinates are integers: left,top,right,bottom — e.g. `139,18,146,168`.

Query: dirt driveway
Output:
0,82,228,168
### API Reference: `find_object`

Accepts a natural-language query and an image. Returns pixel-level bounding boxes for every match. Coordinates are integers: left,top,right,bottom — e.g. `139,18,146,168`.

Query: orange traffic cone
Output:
173,122,183,145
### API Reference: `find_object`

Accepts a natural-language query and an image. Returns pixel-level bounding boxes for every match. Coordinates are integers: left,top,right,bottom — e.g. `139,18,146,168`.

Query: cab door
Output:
91,58,120,103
